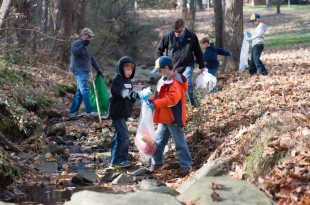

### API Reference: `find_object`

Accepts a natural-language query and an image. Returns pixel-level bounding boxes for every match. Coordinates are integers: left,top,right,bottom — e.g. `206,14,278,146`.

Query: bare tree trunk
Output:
188,0,196,31
213,0,223,47
197,0,204,10
60,0,73,62
43,0,49,33
266,0,272,8
15,0,31,47
272,0,283,13
182,0,188,21
31,0,41,53
221,0,243,72
276,0,281,13
76,0,87,33
0,0,11,29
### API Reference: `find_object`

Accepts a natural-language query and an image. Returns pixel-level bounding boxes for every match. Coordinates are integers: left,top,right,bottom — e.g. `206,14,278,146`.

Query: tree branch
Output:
0,131,22,153
0,27,66,42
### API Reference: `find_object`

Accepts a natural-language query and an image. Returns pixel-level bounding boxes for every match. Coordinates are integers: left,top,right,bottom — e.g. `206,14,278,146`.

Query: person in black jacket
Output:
201,37,232,76
108,56,151,169
155,18,206,107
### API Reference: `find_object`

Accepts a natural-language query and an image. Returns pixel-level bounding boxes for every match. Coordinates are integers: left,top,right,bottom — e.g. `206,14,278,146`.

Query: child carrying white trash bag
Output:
134,88,157,162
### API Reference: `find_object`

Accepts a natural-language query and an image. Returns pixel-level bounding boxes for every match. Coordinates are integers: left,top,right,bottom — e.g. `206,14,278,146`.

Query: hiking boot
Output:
87,111,98,117
177,167,190,177
148,163,164,173
113,161,132,169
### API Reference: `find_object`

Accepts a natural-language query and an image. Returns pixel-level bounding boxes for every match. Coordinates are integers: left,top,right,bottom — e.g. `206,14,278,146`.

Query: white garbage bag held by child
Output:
239,30,251,71
195,69,217,93
134,101,157,162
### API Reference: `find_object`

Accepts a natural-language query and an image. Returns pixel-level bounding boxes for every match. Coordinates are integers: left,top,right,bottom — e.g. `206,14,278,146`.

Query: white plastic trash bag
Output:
134,101,157,162
239,30,250,71
195,70,217,93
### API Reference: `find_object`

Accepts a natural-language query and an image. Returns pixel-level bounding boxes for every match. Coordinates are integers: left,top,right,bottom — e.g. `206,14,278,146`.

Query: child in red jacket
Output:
147,56,192,177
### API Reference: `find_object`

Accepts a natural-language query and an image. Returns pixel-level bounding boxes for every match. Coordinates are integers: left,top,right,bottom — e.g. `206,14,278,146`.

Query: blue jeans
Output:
208,67,218,76
110,117,129,165
151,124,192,168
70,70,94,114
208,67,218,93
182,66,196,106
250,44,268,75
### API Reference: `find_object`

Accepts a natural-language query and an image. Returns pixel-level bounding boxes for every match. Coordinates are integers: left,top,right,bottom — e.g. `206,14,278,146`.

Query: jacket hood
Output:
209,43,216,50
163,72,188,92
115,56,136,79
259,23,268,32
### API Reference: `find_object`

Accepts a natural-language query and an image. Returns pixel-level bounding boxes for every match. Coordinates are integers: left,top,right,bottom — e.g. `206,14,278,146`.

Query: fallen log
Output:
0,131,22,153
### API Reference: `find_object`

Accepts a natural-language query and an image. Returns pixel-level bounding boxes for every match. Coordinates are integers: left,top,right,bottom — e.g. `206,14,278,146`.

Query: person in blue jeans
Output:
201,37,232,76
247,13,268,76
108,56,151,169
155,18,206,107
69,28,103,117
148,56,192,177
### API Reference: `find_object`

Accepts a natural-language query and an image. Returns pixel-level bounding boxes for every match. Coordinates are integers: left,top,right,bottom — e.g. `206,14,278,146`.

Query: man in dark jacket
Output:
155,18,206,106
69,28,103,117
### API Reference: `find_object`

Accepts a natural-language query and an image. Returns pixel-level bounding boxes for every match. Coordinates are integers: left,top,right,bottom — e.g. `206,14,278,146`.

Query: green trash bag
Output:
90,75,109,115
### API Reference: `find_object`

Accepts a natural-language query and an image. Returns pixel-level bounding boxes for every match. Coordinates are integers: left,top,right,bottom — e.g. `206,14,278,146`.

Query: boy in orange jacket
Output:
147,56,192,177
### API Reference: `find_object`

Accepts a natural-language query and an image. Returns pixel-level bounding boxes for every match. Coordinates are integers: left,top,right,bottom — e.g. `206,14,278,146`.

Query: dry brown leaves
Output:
186,46,310,204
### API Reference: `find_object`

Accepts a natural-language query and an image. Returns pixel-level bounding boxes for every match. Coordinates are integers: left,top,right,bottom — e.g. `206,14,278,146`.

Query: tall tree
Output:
188,0,196,30
213,0,223,47
221,0,243,72
60,0,73,62
266,0,272,8
197,0,204,10
182,0,188,20
76,0,87,33
0,0,11,29
273,0,284,13
43,0,49,33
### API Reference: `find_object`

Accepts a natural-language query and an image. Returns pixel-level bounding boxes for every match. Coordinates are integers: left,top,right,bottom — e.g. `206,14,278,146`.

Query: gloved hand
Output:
147,101,155,111
121,89,130,98
246,38,251,42
83,40,90,46
138,87,152,101
97,70,103,77
121,89,139,100
246,30,251,36
129,91,138,100
228,52,232,59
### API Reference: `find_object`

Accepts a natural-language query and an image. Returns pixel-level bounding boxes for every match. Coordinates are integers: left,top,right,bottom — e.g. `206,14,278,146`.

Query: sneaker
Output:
87,112,98,117
148,163,164,173
69,112,84,118
177,167,190,177
113,161,132,169
101,113,110,120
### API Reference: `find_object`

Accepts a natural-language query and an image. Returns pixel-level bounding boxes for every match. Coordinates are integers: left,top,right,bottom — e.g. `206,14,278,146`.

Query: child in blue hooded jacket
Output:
108,56,151,169
201,37,232,76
